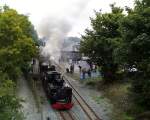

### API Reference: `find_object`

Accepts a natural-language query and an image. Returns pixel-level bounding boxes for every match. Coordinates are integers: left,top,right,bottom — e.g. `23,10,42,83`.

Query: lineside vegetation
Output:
0,6,38,120
80,0,150,119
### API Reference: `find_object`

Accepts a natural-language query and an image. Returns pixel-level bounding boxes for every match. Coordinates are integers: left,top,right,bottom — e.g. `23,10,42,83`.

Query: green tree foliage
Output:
0,6,38,79
116,0,150,110
80,0,150,113
0,6,38,47
0,6,38,120
80,4,124,82
0,72,23,120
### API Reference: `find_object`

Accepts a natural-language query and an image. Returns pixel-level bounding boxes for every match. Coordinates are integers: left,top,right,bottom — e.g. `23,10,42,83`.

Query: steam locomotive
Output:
40,62,73,110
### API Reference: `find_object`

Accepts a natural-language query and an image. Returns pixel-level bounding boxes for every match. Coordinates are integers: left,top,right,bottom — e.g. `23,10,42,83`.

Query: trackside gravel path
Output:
17,77,41,120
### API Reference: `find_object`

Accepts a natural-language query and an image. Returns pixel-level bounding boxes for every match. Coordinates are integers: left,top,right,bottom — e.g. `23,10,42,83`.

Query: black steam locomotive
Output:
40,62,73,110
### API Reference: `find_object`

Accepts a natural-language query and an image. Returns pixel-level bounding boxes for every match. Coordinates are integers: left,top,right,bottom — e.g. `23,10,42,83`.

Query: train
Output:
39,61,73,110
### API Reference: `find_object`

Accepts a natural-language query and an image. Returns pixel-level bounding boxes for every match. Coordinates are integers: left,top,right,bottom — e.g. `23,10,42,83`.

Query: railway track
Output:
59,111,74,120
54,62,102,120
64,76,101,120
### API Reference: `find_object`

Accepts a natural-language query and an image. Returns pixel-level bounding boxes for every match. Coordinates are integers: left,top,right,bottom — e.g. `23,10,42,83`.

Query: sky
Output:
0,0,134,37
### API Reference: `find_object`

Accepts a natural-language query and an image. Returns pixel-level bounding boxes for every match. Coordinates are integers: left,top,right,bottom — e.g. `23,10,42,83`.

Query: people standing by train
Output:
78,65,82,73
79,60,91,79
70,63,74,74
66,68,70,73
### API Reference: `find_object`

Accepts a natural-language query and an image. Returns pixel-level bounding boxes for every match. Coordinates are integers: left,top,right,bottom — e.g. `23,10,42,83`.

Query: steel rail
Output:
53,62,102,120
65,77,101,120
59,111,74,120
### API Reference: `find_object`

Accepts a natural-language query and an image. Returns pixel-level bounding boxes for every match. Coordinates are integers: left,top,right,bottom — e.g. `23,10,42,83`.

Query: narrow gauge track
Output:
58,111,74,120
54,62,102,120
64,76,101,120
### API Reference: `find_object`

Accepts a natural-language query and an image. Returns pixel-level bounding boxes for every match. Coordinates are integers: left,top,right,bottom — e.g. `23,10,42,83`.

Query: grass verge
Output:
81,76,134,120
66,73,80,81
102,82,134,120
66,71,134,120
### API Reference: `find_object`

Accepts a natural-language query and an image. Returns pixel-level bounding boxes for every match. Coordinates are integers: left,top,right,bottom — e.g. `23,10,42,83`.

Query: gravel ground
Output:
17,76,60,120
58,63,113,120
17,62,113,120
17,77,41,120
36,81,60,120
59,62,113,120
66,76,113,120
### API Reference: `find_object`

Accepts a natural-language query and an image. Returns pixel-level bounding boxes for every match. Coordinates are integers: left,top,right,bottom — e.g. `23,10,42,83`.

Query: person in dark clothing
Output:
79,65,81,73
87,69,91,77
70,64,74,74
66,68,69,73
47,117,50,120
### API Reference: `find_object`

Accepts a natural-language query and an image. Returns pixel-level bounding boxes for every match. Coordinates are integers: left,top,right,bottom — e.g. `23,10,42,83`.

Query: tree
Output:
80,4,124,82
0,6,38,120
0,6,38,79
0,72,23,120
116,0,150,110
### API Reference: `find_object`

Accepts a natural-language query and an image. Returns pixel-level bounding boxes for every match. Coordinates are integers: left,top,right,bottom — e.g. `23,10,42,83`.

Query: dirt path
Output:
17,77,41,120
36,81,60,120
17,76,60,120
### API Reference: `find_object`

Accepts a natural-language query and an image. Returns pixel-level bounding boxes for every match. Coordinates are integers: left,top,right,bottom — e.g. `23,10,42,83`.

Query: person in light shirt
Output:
79,60,91,79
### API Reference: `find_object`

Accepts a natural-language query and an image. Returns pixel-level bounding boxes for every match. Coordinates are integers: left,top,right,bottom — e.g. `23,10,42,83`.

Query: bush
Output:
84,77,102,87
130,74,150,110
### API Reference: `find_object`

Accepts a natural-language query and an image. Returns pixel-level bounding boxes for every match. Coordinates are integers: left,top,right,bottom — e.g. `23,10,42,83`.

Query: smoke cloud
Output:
39,17,72,61
38,0,91,61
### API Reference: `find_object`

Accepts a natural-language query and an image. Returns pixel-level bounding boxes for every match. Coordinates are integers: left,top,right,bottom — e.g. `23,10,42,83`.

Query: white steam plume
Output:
38,0,91,61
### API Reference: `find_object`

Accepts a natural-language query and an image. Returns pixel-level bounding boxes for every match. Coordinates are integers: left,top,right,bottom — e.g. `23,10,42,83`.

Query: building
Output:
60,43,81,62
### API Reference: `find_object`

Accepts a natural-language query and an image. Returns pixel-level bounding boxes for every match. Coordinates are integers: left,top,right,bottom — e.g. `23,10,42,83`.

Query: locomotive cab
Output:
46,71,64,86
40,62,49,73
